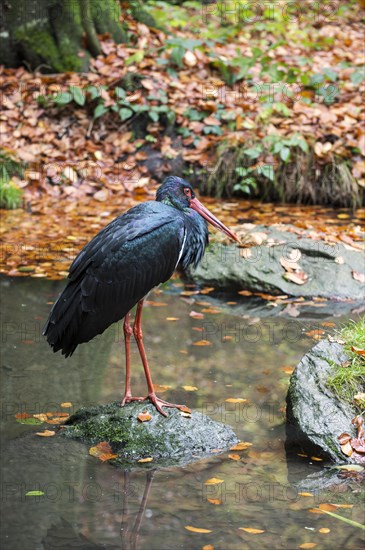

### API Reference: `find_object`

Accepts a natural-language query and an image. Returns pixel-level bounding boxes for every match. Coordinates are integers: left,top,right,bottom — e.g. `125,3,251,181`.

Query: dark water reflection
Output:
1,276,364,549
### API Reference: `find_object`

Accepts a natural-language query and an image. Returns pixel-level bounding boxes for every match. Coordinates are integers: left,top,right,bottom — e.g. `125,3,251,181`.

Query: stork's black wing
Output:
43,202,186,356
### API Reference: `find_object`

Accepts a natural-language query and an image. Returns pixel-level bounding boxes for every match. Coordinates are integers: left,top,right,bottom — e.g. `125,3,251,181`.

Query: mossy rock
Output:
61,401,238,469
286,340,359,463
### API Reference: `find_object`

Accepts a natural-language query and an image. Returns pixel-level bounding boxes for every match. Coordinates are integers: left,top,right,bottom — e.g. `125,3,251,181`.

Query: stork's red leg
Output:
120,313,144,406
133,299,190,416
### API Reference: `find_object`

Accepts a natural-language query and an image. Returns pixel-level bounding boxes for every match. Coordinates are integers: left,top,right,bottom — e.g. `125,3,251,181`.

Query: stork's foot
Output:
120,392,190,417
147,393,191,417
120,394,145,407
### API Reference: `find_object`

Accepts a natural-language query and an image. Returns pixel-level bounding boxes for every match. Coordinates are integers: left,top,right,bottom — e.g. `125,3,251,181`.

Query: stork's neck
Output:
157,195,190,212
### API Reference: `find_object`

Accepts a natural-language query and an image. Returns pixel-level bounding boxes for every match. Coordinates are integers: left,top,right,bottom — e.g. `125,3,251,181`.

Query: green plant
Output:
327,318,365,410
0,151,23,209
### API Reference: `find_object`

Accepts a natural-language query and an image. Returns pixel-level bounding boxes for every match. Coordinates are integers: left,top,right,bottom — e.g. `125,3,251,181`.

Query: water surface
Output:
1,276,364,549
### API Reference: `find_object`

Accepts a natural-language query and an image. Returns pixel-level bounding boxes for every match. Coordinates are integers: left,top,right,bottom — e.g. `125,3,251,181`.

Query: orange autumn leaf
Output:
192,340,212,346
138,457,153,463
298,492,314,497
189,311,204,319
46,416,69,425
35,430,56,437
319,528,330,534
204,477,224,485
228,454,241,461
200,287,215,294
33,413,48,422
138,411,152,422
239,527,265,534
89,441,117,462
207,498,222,505
60,402,72,408
15,412,31,419
225,398,247,403
185,525,212,534
351,346,365,356
299,544,316,549
182,385,198,391
230,441,252,451
202,546,214,550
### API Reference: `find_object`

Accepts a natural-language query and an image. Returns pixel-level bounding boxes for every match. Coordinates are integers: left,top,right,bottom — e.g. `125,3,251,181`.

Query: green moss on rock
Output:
61,401,238,468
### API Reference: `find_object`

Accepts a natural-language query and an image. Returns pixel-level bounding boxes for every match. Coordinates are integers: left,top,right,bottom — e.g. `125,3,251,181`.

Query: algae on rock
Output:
61,401,239,468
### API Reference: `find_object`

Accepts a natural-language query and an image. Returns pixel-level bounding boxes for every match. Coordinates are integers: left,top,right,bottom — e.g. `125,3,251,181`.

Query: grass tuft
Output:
327,318,365,411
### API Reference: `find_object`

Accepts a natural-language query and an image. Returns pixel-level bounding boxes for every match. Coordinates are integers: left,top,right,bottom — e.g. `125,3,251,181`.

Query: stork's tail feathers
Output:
43,281,82,357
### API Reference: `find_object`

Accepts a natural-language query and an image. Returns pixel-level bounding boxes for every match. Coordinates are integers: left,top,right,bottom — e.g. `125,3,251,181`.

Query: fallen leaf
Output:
340,441,353,456
25,490,45,497
225,398,247,403
15,412,31,419
89,441,117,462
228,454,241,460
299,544,316,549
35,430,56,437
46,416,69,425
335,464,363,472
138,457,153,463
284,271,308,285
239,527,265,534
137,412,152,422
352,270,365,283
230,441,252,451
182,385,198,391
337,433,351,445
299,492,314,497
204,477,224,485
351,346,365,356
192,340,212,346
200,287,215,294
185,525,212,533
207,498,222,505
33,413,48,422
60,402,72,408
280,257,301,272
351,438,365,453
319,528,330,534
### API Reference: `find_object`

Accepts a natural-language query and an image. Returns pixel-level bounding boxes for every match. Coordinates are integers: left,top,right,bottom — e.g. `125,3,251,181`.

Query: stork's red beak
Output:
190,197,240,243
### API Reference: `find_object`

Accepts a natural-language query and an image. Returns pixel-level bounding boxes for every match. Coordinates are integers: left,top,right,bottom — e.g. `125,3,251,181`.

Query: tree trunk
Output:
0,0,127,72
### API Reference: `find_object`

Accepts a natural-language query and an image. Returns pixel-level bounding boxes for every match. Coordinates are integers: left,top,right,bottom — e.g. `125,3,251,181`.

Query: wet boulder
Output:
286,340,359,463
189,224,364,300
61,401,238,468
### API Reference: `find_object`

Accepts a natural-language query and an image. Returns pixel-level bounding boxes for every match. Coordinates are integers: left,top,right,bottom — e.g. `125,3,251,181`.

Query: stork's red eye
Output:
184,187,192,198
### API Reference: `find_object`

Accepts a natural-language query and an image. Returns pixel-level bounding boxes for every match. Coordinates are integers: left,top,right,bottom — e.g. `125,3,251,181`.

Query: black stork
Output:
43,176,239,415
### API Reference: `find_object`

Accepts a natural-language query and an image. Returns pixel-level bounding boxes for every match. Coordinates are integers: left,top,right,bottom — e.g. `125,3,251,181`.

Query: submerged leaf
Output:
185,525,212,533
204,477,224,485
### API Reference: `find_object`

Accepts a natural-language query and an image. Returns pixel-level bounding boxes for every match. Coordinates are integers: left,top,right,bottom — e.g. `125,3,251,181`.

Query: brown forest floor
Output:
0,1,364,277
